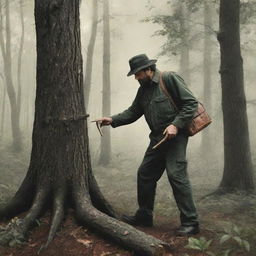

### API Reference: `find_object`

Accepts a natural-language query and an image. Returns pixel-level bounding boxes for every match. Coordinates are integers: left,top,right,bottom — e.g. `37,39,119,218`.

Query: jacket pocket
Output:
152,96,177,126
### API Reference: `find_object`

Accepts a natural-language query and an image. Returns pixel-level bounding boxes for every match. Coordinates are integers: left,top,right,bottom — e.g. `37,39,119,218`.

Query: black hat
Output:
127,54,157,76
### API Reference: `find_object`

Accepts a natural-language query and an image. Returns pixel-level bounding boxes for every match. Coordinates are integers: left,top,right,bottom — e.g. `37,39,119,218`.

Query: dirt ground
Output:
0,207,255,256
0,215,222,256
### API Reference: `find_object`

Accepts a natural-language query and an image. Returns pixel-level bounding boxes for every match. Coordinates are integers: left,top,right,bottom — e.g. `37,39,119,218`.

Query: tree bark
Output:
84,0,98,110
0,1,168,255
217,0,255,192
99,0,111,165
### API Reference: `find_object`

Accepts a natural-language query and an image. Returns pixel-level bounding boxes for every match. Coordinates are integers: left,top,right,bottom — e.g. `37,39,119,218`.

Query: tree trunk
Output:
0,1,168,255
0,74,6,140
17,0,25,120
25,85,30,131
201,1,213,155
99,0,111,165
179,2,190,85
2,0,22,150
84,0,98,109
0,4,5,140
217,0,255,192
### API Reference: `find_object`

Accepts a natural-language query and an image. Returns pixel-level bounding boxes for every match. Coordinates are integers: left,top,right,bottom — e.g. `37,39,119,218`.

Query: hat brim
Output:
127,59,157,76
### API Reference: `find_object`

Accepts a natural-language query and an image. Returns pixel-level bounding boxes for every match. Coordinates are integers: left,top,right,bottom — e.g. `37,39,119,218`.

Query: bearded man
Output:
96,54,199,235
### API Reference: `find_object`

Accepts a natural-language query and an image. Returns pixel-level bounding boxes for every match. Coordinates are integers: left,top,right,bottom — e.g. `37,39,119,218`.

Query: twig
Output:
91,121,103,137
152,134,168,149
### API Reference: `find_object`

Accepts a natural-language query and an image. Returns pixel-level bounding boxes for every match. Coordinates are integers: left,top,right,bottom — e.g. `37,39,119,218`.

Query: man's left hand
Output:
163,124,178,140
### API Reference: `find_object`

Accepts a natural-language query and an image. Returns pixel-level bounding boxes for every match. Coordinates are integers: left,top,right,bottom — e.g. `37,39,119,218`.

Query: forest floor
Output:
0,143,256,256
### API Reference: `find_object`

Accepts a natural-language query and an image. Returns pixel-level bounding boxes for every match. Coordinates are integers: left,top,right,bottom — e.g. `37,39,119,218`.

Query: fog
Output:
1,0,256,222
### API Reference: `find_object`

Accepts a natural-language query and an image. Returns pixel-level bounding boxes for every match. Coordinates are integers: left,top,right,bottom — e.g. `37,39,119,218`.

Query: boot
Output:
175,224,200,236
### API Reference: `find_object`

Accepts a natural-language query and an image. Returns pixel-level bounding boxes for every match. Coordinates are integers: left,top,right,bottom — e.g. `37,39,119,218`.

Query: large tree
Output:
217,0,255,192
0,1,167,255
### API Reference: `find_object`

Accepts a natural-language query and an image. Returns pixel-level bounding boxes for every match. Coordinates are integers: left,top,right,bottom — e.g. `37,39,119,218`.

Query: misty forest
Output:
0,0,256,255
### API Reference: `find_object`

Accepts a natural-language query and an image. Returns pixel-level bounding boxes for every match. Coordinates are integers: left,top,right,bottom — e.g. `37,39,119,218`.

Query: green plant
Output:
184,225,251,256
185,237,213,255
220,224,250,253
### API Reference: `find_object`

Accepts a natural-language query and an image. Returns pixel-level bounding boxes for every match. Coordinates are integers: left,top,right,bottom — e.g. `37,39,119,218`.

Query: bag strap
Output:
159,72,179,111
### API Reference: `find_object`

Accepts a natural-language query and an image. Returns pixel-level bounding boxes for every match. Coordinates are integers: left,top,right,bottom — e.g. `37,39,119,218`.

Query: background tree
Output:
0,1,167,255
0,0,22,150
143,1,192,83
84,0,99,109
17,0,25,125
178,1,190,84
0,73,6,140
99,0,112,165
200,1,214,155
217,0,255,192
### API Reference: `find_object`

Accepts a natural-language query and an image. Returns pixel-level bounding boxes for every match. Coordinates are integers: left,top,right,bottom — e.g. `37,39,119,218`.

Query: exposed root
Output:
199,188,228,201
200,187,256,202
21,188,49,233
88,173,116,218
74,187,168,256
0,188,48,247
38,187,65,254
0,172,170,255
0,176,35,220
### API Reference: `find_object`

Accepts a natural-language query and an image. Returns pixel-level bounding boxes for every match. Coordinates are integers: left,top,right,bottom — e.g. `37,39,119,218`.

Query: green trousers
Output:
137,133,198,226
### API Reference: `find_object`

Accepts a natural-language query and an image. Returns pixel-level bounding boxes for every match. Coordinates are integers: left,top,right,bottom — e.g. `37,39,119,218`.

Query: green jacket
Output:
111,70,198,141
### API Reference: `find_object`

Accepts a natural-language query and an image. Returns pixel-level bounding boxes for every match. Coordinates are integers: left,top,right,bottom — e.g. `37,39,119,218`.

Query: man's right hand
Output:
92,117,113,127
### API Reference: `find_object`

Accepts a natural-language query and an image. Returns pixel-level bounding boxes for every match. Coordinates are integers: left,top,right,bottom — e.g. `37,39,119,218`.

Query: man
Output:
96,54,199,235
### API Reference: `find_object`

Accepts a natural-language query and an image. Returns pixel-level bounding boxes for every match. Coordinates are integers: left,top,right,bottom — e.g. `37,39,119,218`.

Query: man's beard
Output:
138,76,151,86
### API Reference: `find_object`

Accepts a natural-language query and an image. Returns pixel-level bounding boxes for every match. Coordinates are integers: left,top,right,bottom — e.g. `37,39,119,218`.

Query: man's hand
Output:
163,124,178,140
92,117,113,127
152,124,178,149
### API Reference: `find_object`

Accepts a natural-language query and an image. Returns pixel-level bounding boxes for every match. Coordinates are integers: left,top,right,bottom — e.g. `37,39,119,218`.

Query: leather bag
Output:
159,72,212,136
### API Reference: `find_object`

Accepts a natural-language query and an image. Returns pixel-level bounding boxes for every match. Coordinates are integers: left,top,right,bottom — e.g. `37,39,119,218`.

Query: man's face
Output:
134,70,151,86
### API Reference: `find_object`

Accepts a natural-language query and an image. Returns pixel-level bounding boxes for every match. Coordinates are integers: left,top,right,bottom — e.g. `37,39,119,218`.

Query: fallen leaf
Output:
70,227,83,238
100,252,119,256
76,238,92,247
29,243,37,247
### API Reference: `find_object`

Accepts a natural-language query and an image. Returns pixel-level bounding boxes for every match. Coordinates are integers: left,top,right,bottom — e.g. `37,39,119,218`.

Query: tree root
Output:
88,173,116,218
0,188,48,247
200,187,256,202
199,188,229,201
38,187,65,254
0,176,35,220
74,187,168,256
0,176,170,255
